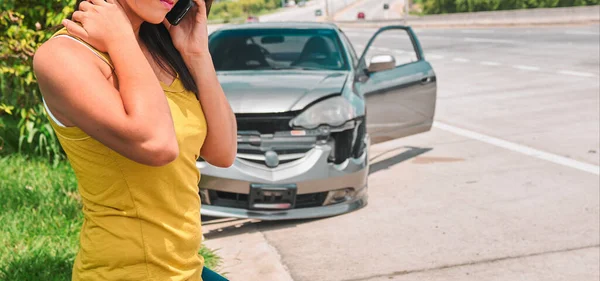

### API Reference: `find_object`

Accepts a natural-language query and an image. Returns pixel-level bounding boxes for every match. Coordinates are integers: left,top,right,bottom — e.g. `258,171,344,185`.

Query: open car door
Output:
355,26,437,144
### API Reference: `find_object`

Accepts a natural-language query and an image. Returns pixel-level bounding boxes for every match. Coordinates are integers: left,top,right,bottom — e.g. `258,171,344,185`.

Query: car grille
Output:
209,190,249,209
236,112,298,134
237,147,313,166
208,190,328,209
235,111,316,167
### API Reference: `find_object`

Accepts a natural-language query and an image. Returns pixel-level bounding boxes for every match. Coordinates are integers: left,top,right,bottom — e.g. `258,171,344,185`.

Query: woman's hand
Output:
62,0,135,53
163,0,210,57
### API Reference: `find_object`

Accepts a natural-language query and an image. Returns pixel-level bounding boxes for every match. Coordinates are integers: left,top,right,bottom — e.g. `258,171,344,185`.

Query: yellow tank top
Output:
45,28,208,281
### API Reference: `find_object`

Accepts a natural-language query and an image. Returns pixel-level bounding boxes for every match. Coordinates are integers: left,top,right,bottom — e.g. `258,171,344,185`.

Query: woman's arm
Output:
184,52,238,168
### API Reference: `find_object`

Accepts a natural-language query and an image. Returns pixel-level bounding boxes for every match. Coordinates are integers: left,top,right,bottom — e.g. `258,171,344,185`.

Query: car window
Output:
209,28,349,71
363,29,419,68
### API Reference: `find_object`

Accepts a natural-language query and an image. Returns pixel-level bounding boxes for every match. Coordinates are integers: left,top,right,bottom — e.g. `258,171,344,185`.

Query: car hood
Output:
217,70,349,114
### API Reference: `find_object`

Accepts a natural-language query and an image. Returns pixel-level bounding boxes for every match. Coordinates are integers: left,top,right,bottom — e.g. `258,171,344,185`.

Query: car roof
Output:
215,22,340,31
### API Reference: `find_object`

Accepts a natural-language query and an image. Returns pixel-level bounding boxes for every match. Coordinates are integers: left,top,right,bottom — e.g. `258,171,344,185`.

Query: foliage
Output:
209,1,246,22
0,155,222,280
1,0,75,163
208,0,282,22
17,104,65,167
421,0,599,14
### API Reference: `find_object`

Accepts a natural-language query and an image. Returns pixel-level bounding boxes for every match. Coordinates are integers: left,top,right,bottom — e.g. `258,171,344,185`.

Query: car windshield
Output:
209,28,349,71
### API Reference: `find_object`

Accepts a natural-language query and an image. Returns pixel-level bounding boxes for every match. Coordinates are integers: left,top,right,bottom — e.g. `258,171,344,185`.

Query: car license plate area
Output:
249,183,297,210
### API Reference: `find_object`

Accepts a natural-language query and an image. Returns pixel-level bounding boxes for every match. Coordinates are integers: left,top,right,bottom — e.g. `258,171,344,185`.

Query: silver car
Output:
198,22,437,220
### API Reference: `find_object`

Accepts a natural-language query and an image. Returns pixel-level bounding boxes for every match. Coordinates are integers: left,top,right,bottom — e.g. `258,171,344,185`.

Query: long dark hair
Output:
71,0,198,94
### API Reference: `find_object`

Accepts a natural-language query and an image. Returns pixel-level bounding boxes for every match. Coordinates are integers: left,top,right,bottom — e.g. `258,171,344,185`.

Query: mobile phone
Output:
166,0,194,26
166,0,213,26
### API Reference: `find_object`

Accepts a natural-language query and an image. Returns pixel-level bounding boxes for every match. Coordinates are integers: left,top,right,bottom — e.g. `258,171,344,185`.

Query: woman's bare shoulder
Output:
33,36,113,82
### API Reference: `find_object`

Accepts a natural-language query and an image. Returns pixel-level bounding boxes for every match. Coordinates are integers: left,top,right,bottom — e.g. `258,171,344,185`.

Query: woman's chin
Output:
144,15,168,25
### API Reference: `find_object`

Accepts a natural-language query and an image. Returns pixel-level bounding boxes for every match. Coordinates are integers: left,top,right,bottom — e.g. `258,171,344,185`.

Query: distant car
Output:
298,0,306,7
315,9,322,16
357,12,365,19
286,0,296,7
246,16,259,23
201,22,437,220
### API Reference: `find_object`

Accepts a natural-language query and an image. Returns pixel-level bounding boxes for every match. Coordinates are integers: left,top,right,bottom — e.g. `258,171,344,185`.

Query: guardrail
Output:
333,5,600,27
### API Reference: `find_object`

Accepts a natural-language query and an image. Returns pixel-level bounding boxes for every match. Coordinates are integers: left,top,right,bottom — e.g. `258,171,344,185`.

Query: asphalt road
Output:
202,24,600,281
258,0,359,22
334,0,404,21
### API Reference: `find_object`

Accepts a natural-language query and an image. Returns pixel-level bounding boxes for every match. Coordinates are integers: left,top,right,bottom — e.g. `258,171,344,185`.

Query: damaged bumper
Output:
197,126,370,220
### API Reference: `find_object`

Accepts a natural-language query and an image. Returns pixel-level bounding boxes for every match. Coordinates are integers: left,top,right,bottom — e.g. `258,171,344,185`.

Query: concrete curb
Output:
202,220,295,281
333,5,600,28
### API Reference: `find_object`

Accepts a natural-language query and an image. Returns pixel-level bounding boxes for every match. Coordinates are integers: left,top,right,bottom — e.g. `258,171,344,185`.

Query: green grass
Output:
0,155,221,280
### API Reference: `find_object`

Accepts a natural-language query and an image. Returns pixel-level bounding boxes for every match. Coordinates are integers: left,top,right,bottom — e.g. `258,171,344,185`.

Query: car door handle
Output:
421,76,432,84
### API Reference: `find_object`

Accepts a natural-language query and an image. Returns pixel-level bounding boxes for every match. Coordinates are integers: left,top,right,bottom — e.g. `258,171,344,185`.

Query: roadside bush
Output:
208,0,282,22
422,0,599,14
209,1,245,22
240,0,266,14
0,0,74,164
265,0,281,10
455,0,502,12
423,0,458,13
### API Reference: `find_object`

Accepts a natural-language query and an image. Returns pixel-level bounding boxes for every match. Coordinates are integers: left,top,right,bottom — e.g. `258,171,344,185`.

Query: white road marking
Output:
427,54,444,60
418,35,450,40
481,61,502,66
565,31,600,36
558,70,597,77
464,37,516,44
453,58,470,63
513,65,540,71
343,28,378,34
434,122,600,176
461,29,495,34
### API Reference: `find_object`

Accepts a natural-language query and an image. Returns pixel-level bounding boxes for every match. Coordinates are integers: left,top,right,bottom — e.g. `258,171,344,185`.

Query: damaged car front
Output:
198,23,437,220
199,25,369,220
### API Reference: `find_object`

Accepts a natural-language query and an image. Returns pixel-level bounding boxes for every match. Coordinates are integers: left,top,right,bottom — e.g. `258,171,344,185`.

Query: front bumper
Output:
200,188,368,221
197,141,369,220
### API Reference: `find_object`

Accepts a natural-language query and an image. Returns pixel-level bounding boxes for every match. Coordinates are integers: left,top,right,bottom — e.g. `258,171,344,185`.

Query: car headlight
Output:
290,96,357,129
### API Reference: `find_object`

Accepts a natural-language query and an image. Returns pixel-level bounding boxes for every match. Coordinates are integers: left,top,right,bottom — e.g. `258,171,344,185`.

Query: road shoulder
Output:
202,218,295,281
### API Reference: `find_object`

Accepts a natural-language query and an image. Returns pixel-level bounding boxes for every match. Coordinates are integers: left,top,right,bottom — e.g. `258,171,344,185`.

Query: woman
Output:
32,0,236,280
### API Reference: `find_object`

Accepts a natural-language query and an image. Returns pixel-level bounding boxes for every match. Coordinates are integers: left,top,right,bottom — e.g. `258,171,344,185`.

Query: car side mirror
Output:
368,55,395,73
